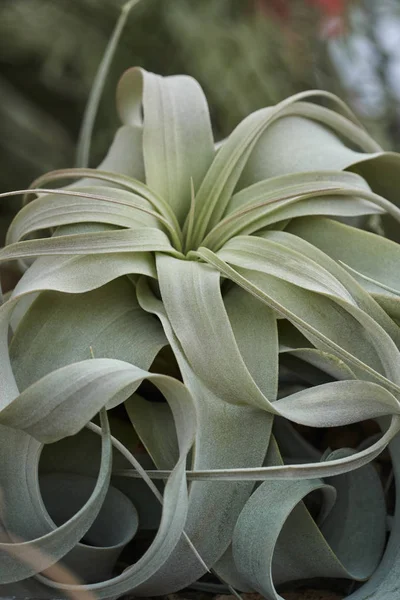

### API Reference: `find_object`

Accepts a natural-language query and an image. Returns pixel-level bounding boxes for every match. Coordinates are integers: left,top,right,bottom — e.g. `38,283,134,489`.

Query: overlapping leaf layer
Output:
2,65,400,600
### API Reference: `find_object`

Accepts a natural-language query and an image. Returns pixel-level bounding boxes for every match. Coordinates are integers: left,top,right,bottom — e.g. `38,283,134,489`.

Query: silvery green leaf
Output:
232,441,385,598
287,216,400,303
10,278,166,390
117,67,214,226
135,276,274,594
190,92,380,248
0,410,112,583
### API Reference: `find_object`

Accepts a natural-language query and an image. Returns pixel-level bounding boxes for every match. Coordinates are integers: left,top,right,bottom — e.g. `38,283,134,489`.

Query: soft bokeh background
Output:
2,0,400,232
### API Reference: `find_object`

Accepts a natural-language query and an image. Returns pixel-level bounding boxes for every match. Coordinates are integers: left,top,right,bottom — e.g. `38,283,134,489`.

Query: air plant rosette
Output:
2,6,400,600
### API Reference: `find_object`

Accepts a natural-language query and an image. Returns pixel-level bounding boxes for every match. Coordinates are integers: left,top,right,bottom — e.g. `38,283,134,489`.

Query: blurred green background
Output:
1,0,400,229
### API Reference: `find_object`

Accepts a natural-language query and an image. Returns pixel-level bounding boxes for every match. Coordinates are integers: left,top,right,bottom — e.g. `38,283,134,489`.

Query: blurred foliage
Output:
165,1,338,135
2,0,400,207
0,0,175,196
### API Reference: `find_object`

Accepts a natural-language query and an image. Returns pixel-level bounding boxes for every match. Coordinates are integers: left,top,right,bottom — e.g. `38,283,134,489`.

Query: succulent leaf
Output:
3,21,400,599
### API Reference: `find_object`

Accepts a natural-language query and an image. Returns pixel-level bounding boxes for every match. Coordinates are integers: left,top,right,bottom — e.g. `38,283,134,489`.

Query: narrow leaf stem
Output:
76,0,142,168
183,176,196,254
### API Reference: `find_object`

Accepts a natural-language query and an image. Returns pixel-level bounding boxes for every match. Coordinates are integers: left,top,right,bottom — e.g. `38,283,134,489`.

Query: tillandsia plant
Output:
5,8,400,600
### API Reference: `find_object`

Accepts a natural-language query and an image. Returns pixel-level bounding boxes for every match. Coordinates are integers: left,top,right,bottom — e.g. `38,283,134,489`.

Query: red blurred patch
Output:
255,0,347,38
254,0,290,21
306,0,346,17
